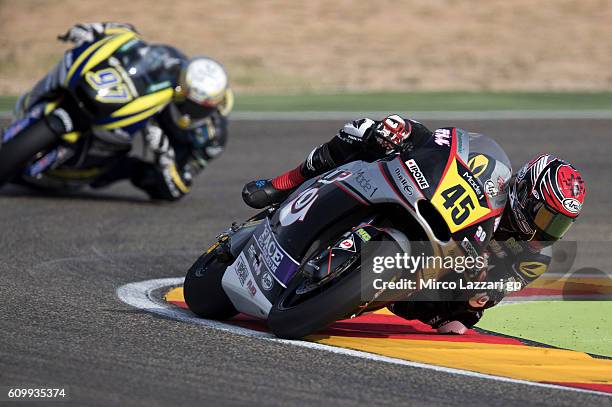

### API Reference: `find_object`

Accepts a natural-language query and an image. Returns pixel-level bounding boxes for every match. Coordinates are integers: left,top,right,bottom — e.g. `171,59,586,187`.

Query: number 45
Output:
440,184,475,225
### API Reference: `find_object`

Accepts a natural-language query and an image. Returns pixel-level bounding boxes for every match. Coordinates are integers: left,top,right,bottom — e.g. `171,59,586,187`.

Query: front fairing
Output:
399,128,504,256
66,34,177,134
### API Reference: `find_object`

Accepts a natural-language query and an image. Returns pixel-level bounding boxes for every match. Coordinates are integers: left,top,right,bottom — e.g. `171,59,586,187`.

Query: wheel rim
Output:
276,256,360,311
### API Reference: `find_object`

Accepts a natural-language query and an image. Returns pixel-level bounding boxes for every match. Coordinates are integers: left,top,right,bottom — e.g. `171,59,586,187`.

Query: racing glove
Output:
389,300,483,334
58,22,137,46
144,124,171,155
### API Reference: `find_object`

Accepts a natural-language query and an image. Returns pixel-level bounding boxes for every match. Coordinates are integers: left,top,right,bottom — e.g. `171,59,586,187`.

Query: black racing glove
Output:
389,300,483,331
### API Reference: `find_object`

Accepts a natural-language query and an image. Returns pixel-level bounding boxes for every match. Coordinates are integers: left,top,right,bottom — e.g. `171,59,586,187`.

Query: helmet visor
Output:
532,204,574,239
177,99,216,121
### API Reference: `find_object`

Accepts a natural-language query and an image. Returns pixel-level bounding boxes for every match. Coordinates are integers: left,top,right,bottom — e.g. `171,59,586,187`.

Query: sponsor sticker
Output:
562,198,581,214
468,154,490,178
461,171,485,201
405,159,430,189
484,179,498,197
493,215,502,231
246,279,257,296
337,235,356,252
256,222,286,273
235,257,249,286
261,272,274,291
356,228,372,242
354,171,378,197
393,167,414,196
474,225,487,242
497,176,506,194
251,219,300,286
247,244,263,276
434,128,451,147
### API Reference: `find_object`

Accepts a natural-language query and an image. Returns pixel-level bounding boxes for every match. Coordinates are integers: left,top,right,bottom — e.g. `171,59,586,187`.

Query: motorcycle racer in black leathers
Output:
10,22,233,201
242,115,587,334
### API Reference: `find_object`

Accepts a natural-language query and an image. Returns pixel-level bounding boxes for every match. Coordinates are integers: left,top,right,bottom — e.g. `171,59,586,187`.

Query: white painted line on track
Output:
117,277,611,397
2,110,612,122
229,111,612,121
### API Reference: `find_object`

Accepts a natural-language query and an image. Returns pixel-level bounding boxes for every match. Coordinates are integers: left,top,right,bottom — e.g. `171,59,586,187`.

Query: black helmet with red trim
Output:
509,154,586,241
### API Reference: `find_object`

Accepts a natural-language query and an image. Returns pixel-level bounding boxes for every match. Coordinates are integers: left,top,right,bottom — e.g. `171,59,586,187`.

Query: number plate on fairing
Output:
430,157,493,233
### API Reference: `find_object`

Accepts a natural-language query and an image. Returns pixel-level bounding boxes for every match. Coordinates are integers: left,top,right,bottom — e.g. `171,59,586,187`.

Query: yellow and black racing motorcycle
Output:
0,30,176,188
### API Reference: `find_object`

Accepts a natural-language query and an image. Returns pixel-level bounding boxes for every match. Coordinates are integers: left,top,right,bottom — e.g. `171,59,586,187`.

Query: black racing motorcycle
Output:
184,128,511,339
0,30,175,188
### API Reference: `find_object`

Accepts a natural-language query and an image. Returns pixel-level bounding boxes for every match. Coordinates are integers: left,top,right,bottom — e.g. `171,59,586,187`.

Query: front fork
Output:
302,223,383,282
300,218,412,317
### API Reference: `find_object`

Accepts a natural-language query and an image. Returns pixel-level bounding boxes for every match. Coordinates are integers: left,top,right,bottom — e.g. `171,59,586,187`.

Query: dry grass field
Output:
1,0,611,94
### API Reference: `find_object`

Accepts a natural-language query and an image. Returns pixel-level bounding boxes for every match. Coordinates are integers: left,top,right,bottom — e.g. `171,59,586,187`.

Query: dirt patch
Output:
1,0,611,94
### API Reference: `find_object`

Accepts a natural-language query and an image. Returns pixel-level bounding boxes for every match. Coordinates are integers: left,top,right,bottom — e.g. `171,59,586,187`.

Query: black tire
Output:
183,252,238,320
0,118,59,186
268,238,397,339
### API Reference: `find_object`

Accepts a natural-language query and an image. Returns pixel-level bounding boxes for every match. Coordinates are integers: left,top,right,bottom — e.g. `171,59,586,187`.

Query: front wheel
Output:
0,118,59,186
183,251,238,320
268,238,400,339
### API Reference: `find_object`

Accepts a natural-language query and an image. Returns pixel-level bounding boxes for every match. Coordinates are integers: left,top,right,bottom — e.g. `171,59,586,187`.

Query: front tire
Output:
184,252,238,320
268,238,398,339
268,266,364,339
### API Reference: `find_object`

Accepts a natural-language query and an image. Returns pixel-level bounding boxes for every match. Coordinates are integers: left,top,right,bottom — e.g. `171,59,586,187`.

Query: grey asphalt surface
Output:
1,117,611,406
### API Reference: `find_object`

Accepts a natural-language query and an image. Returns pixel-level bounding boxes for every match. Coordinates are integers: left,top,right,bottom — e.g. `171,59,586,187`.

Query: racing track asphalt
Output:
1,117,611,406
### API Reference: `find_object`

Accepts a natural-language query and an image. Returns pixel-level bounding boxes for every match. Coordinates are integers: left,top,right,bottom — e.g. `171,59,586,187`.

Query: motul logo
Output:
405,159,430,189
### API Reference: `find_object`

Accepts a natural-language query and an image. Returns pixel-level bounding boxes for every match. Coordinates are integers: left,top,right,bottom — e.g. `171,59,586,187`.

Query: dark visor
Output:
532,204,575,239
176,99,216,121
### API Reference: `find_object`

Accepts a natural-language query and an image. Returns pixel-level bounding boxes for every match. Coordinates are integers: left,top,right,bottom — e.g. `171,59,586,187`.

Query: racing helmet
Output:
171,57,233,130
509,154,586,241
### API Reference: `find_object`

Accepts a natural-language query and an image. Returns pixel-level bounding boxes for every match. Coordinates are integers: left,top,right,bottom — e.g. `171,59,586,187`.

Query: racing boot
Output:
242,165,305,209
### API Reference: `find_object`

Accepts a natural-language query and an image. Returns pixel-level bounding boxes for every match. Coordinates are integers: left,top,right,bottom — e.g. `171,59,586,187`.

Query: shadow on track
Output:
0,183,154,204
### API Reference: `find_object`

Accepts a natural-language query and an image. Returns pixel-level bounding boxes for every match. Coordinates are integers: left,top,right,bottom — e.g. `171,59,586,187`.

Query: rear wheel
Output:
183,251,238,320
0,119,59,186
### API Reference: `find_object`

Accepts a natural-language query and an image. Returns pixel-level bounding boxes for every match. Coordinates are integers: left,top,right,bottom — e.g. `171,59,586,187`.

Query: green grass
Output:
477,301,612,357
0,96,16,112
2,92,611,113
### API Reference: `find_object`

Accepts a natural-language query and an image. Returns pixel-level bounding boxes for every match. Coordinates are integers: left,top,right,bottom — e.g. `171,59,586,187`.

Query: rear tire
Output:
183,252,238,320
0,119,58,185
